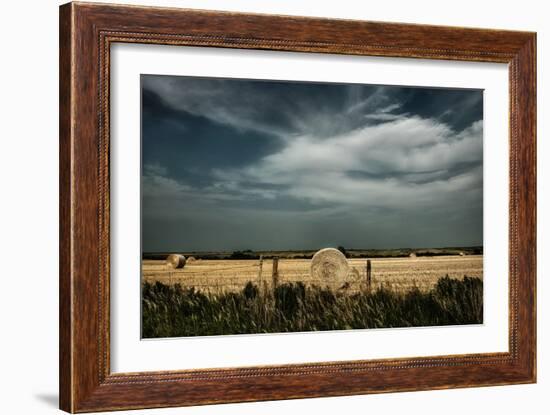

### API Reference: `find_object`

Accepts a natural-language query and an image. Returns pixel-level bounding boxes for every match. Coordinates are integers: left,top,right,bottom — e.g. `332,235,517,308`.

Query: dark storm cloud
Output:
141,75,483,252
142,87,284,189
397,87,483,132
346,160,482,185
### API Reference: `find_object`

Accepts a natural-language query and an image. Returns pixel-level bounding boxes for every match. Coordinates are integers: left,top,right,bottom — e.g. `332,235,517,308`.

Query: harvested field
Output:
142,255,483,293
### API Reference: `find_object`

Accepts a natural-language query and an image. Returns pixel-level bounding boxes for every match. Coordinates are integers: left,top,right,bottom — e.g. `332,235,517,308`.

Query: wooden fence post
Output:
257,255,263,285
366,259,372,292
272,257,279,291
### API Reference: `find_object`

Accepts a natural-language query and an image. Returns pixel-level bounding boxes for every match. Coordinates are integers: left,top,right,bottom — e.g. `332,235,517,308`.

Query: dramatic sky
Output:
141,75,483,252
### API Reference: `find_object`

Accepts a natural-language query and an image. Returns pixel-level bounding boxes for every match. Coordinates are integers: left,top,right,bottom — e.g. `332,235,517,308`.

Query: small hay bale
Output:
187,256,196,262
310,248,349,281
166,254,186,269
409,252,417,258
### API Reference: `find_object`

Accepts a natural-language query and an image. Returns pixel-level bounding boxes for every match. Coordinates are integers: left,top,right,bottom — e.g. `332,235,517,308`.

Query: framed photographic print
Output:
59,2,536,412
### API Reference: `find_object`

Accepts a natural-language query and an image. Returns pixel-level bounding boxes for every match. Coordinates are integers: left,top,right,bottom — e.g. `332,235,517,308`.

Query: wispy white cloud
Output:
207,117,482,210
141,77,410,139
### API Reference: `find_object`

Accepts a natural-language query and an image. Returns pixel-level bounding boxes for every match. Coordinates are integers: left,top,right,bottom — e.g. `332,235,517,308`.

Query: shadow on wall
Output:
34,393,58,408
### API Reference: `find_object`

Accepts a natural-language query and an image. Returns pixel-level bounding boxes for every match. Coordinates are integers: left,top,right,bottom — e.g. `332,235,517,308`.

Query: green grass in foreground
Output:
141,276,483,338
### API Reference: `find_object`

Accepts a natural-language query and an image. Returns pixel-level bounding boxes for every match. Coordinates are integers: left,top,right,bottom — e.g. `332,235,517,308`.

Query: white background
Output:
111,45,509,372
0,0,547,414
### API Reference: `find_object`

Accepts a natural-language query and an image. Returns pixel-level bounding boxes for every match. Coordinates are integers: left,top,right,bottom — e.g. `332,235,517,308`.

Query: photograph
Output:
140,75,484,338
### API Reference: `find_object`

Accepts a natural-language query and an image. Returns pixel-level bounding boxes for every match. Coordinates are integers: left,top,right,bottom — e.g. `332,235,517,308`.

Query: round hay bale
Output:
310,248,349,281
166,254,186,269
409,252,417,258
187,256,196,262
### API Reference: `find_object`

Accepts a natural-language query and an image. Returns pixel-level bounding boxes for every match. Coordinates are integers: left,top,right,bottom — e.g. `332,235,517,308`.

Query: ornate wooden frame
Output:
59,2,536,412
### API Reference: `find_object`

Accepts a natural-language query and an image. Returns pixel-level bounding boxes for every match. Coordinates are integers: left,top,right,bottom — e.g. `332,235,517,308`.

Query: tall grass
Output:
142,276,483,338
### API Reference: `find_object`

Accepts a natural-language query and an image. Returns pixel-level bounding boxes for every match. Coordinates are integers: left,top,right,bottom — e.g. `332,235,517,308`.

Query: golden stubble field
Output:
142,255,483,293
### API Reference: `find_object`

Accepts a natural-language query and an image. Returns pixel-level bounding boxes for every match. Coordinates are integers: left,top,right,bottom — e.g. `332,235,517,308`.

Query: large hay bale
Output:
310,248,349,281
166,254,186,269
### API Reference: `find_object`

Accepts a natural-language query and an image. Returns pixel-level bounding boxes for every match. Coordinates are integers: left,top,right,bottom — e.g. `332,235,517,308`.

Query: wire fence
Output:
142,257,377,294
142,256,483,294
